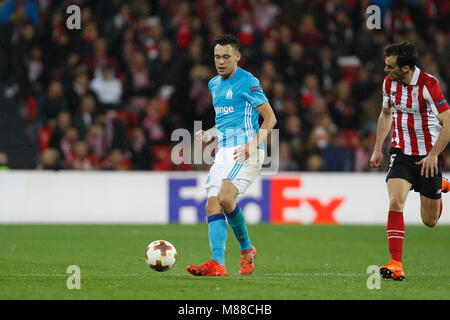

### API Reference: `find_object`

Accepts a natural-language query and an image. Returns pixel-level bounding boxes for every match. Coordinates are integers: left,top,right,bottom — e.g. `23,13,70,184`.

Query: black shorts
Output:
386,148,442,199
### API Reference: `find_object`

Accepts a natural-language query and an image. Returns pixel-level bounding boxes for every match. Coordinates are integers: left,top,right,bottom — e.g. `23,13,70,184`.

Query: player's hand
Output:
195,130,212,143
415,155,438,178
233,143,256,162
369,150,383,168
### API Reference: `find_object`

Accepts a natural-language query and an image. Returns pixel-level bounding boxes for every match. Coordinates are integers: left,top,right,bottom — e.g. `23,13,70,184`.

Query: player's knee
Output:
389,196,405,211
217,193,234,212
218,181,237,212
422,216,438,228
205,197,221,216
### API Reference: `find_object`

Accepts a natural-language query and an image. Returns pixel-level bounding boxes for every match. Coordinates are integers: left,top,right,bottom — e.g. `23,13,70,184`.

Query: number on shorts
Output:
387,154,396,175
389,154,396,168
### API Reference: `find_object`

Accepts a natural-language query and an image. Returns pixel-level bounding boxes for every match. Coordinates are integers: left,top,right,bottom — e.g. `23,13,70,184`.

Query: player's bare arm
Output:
370,107,393,168
415,110,450,178
233,102,277,161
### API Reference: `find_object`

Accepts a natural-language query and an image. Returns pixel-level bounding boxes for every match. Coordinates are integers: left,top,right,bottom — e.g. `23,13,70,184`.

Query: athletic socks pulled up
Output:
225,205,253,251
207,213,227,265
386,210,405,262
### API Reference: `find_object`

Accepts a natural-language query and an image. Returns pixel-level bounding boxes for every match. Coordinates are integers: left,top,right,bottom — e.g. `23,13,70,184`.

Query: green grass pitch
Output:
0,224,449,300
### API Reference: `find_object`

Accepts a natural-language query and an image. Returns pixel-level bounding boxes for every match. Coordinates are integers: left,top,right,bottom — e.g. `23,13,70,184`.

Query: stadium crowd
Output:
0,0,449,171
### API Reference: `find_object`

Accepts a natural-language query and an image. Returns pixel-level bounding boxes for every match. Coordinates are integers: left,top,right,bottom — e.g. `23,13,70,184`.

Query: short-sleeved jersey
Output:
208,67,268,147
383,67,450,155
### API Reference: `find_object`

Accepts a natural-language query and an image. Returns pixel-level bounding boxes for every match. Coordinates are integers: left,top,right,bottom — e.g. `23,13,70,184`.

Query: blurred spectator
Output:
36,148,62,170
252,0,280,33
25,46,44,89
0,0,40,25
65,141,98,170
354,132,379,172
86,38,118,75
73,94,97,139
102,148,131,170
279,142,298,171
59,126,80,160
149,39,179,90
299,74,321,108
38,80,68,125
48,111,71,152
322,131,352,171
141,98,166,143
296,14,324,50
282,42,305,87
305,154,323,172
86,124,105,160
66,72,94,115
89,64,123,110
124,50,152,104
129,127,153,170
307,113,337,151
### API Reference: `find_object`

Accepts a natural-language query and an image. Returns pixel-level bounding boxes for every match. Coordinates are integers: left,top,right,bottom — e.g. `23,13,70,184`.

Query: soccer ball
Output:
145,240,177,272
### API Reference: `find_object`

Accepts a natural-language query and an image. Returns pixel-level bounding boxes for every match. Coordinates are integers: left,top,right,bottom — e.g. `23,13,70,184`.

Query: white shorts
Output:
205,146,265,198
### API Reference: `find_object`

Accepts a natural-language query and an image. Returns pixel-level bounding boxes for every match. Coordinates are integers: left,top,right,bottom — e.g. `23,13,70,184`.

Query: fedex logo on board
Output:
169,177,345,224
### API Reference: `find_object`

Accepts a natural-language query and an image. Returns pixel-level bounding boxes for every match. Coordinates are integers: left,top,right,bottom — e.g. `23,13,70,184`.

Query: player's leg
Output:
205,196,228,265
419,196,440,227
218,179,256,275
218,180,252,250
380,178,411,281
187,155,229,276
186,196,228,276
417,163,443,227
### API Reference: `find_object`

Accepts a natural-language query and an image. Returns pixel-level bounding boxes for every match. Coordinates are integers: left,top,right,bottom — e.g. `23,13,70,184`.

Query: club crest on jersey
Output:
226,89,233,99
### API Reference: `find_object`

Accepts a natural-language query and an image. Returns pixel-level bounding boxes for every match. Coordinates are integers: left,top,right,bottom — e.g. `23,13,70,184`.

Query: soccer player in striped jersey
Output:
186,34,277,276
370,42,450,281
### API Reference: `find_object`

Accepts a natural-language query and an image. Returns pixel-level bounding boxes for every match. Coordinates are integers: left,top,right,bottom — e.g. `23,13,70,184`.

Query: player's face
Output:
384,56,409,81
214,44,240,79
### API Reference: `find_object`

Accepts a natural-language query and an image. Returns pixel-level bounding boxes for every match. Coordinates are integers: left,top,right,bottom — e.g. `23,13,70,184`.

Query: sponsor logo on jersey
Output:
392,103,420,114
215,106,234,114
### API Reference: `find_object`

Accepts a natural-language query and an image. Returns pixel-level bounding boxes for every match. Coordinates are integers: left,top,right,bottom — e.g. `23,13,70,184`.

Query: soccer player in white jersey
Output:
187,34,277,276
370,42,450,281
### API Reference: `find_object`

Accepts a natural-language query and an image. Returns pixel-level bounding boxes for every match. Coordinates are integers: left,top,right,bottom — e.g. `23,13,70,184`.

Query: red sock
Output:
439,199,443,218
386,210,404,262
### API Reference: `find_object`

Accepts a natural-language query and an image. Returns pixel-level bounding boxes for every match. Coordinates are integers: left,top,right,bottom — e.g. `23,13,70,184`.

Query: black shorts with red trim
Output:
386,148,442,200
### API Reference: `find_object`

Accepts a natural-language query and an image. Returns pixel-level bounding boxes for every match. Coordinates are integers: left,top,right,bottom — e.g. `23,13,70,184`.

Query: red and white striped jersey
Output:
383,67,450,155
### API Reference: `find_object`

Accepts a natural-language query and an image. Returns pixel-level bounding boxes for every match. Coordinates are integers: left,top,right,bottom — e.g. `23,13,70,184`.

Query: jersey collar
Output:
409,67,420,86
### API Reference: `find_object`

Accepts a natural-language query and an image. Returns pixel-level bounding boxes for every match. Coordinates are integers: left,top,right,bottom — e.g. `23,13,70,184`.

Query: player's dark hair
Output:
384,41,417,69
214,34,240,52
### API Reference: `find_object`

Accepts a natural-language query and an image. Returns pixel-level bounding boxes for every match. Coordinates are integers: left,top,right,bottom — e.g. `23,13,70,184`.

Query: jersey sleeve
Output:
241,76,268,108
426,77,449,114
207,78,214,93
382,77,391,109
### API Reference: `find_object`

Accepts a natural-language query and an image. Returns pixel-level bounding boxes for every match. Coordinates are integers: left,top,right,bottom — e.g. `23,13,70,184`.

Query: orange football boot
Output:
442,177,450,193
239,247,257,275
380,259,406,281
187,259,227,276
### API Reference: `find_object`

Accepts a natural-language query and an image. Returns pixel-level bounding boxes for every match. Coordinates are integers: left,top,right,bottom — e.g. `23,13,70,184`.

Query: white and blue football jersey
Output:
208,67,268,147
